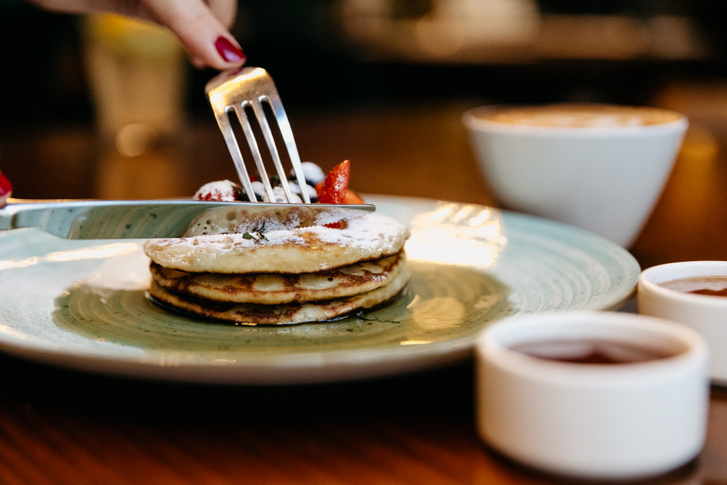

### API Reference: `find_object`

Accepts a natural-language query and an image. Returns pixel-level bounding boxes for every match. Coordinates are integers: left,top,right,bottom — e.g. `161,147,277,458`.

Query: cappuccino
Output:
463,102,687,246
476,104,683,129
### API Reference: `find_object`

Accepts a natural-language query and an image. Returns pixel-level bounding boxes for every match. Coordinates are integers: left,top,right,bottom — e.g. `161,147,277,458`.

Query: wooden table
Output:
0,100,726,484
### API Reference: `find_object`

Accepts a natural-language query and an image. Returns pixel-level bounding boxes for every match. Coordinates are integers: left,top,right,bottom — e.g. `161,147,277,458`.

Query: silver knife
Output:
0,198,375,239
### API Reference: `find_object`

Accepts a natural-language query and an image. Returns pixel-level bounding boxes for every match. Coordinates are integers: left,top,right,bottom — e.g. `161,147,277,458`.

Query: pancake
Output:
150,251,406,305
183,203,343,236
146,268,411,325
143,213,409,274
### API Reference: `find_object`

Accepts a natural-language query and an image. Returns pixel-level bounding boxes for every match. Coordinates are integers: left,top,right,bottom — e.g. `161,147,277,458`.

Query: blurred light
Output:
415,16,466,58
680,125,719,161
406,204,507,268
115,123,157,157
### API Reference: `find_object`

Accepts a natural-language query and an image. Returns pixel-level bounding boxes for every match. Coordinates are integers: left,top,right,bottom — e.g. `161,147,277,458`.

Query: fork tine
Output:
264,94,310,203
214,106,258,202
206,67,311,203
235,101,276,202
248,97,296,203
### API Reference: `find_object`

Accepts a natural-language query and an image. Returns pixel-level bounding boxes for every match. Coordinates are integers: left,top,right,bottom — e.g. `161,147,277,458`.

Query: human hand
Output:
28,0,246,70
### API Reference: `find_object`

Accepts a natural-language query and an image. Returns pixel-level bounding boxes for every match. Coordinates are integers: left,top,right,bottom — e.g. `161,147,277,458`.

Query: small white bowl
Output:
475,311,708,480
639,260,727,385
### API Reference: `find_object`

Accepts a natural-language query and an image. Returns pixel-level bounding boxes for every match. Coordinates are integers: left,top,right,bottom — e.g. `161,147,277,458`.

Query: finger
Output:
143,0,245,70
206,0,237,29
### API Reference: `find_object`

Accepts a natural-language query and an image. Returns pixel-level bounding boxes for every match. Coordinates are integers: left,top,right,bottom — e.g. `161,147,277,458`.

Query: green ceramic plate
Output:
0,195,639,384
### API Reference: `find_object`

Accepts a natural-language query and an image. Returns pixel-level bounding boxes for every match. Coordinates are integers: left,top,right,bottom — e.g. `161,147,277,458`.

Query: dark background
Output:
1,0,726,132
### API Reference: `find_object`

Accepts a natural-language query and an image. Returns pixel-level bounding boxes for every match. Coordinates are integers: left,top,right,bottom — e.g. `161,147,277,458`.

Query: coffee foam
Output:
476,104,683,129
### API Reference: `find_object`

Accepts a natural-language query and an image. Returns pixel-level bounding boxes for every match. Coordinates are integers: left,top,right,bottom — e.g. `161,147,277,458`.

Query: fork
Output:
205,67,310,203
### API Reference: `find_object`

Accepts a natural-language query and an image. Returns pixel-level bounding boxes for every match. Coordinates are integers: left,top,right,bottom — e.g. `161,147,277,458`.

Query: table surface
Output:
1,100,726,484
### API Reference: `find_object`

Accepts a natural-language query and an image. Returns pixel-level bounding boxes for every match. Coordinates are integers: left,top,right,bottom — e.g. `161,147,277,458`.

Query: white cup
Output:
463,104,688,247
475,311,709,480
638,260,727,385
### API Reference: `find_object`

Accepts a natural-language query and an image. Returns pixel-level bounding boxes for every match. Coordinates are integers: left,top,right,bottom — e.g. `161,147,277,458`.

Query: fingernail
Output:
0,171,12,207
214,36,245,63
0,171,12,196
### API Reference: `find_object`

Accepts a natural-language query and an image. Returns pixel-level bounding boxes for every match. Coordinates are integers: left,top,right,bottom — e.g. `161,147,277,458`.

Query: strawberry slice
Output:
316,160,351,204
315,160,365,228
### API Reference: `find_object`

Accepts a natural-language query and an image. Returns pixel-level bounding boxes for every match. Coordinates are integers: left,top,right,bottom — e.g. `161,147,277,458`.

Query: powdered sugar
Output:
172,213,405,250
194,180,241,202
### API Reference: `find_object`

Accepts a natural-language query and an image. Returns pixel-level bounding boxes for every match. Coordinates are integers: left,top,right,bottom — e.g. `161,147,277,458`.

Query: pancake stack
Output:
143,213,410,325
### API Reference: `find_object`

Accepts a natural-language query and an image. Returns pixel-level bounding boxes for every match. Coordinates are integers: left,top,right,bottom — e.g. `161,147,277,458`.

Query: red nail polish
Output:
214,36,245,63
0,172,11,196
0,171,12,207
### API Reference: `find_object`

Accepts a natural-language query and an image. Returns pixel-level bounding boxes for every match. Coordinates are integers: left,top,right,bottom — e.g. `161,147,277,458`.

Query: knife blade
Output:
0,198,375,240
